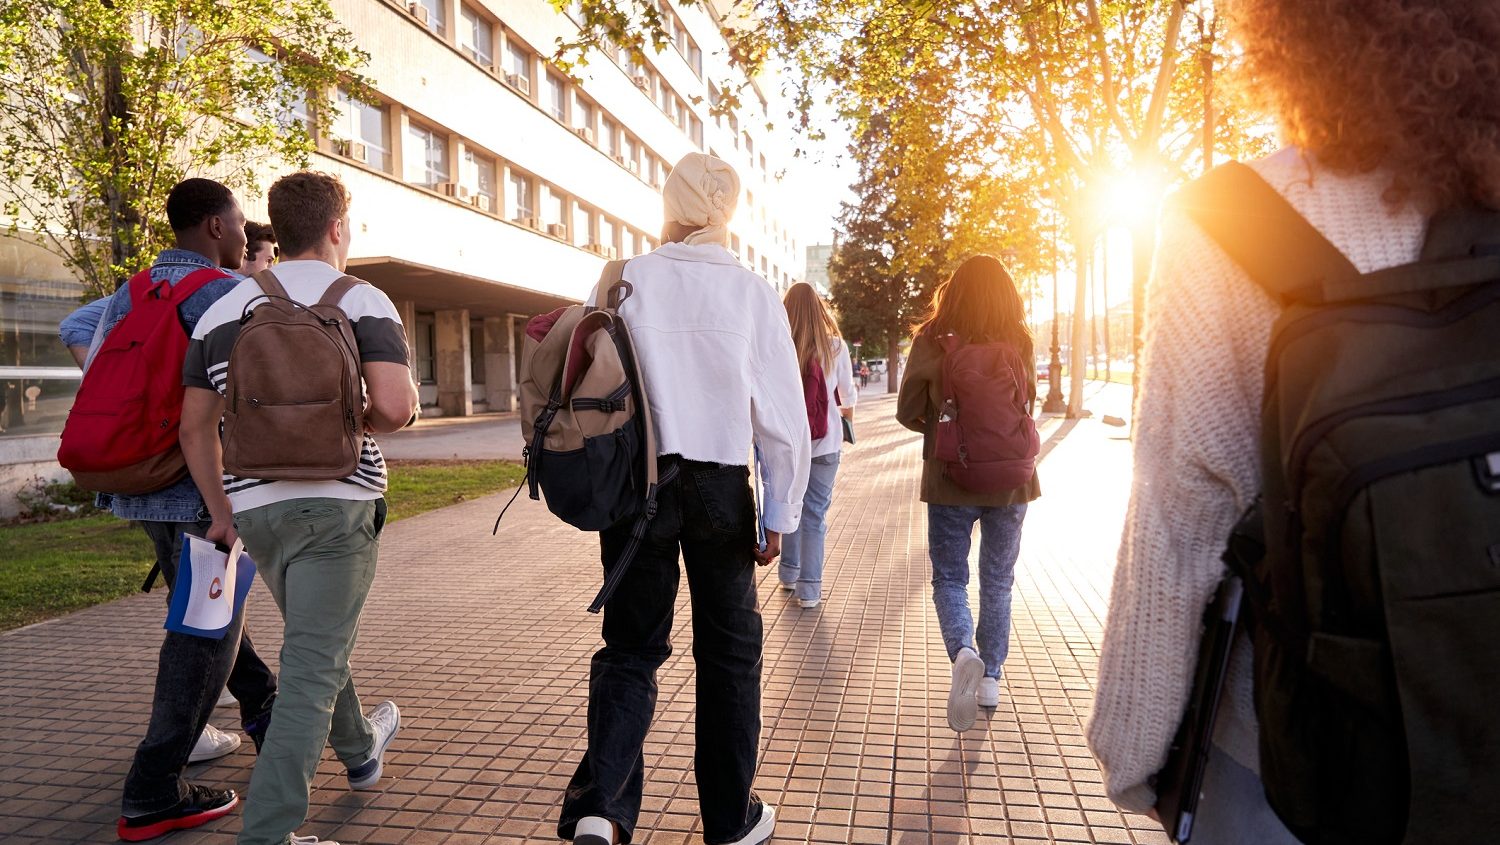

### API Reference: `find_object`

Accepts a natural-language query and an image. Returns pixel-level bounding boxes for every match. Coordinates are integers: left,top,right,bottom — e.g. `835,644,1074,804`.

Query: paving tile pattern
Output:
0,385,1167,844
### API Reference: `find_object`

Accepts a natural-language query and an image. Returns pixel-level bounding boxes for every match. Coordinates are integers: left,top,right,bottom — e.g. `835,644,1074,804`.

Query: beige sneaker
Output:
978,676,1000,708
947,648,984,732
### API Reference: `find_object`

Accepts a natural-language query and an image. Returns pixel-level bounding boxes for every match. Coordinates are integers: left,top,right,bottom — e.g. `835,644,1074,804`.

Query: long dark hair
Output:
913,254,1033,359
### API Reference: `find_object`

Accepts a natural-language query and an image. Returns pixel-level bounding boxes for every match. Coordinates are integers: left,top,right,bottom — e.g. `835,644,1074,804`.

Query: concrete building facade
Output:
805,243,834,296
0,0,805,512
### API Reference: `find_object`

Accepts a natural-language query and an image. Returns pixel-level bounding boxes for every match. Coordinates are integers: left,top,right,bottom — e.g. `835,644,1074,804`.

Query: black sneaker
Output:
117,783,238,842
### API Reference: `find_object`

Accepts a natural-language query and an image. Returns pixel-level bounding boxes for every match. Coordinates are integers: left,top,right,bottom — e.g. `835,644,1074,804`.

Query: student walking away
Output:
859,361,870,388
778,282,856,609
555,152,810,845
1087,2,1500,842
242,221,278,276
896,255,1040,734
181,171,419,845
55,178,279,841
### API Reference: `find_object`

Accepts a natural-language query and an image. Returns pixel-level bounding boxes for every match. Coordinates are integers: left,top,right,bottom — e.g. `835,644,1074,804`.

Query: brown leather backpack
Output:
221,269,366,480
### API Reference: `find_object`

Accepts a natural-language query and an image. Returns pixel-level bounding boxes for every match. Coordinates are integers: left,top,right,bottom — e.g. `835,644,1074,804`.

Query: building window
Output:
572,203,593,248
690,116,704,149
601,118,619,158
334,88,390,172
414,313,436,384
545,72,567,121
403,121,449,188
462,149,497,211
598,216,617,253
507,169,535,222
731,233,741,255
505,38,533,94
408,0,445,36
459,5,494,66
542,186,566,228
573,96,595,135
729,113,740,148
622,135,638,172
745,134,755,158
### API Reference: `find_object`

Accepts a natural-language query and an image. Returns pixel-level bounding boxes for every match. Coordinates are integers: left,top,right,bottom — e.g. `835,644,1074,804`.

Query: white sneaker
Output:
347,700,400,790
187,723,241,763
290,836,340,845
798,597,820,609
725,803,775,845
215,689,236,708
947,647,984,733
778,581,795,592
978,676,1000,708
574,816,618,845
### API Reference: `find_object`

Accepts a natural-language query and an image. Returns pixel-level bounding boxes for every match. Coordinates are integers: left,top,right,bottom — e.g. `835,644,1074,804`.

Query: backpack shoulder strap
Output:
169,267,231,301
317,274,367,309
1175,161,1358,303
124,268,157,305
250,268,291,300
592,260,630,310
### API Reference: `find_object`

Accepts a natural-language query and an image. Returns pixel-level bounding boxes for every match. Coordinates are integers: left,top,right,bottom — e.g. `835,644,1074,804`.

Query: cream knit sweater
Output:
1086,148,1427,812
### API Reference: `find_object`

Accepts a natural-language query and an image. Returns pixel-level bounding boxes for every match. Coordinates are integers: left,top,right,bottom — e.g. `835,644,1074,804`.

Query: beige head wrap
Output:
662,152,740,246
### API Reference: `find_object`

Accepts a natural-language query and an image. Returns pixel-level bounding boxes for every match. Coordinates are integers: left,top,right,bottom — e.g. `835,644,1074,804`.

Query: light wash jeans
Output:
779,452,841,603
928,503,1027,678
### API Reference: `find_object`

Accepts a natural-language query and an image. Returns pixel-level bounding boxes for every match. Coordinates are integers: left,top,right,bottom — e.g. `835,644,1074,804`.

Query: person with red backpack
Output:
778,282,856,609
897,255,1041,734
56,178,280,840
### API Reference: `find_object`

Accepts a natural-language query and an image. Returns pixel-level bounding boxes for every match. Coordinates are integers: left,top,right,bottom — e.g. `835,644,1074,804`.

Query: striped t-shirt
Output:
183,259,411,513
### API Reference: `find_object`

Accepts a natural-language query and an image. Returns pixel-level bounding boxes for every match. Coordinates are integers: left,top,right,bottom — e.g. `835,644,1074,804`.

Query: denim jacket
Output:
57,249,242,522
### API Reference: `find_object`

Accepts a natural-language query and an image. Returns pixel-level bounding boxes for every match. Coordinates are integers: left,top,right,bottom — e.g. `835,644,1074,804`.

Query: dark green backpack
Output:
1180,163,1500,844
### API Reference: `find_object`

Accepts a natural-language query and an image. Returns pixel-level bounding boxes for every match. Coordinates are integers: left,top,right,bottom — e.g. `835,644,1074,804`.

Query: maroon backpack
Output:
802,359,830,441
933,334,1039,492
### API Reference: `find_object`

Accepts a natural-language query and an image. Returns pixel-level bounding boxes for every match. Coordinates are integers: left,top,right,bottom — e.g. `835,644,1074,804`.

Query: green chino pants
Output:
233,497,384,845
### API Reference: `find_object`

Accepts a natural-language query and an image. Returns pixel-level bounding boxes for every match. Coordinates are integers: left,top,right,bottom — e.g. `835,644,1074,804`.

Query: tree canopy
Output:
0,0,369,297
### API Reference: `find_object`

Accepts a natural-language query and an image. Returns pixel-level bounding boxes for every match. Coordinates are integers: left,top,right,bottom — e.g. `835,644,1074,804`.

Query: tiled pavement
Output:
0,382,1167,845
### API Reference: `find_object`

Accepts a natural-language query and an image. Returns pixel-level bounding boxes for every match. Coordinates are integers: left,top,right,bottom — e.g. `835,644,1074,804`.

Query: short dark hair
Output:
244,220,276,246
266,171,350,256
166,178,235,232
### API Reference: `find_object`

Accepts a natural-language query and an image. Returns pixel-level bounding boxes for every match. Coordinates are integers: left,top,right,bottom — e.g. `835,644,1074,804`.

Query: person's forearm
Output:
365,402,416,434
180,425,232,522
840,407,854,420
68,345,88,368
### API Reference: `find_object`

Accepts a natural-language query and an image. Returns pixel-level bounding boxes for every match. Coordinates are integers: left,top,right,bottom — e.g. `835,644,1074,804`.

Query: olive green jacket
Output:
895,332,1043,507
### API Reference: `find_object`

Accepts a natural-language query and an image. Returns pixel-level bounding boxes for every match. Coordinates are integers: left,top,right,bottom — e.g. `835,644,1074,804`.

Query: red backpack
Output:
802,359,830,441
933,334,1039,492
59,267,229,494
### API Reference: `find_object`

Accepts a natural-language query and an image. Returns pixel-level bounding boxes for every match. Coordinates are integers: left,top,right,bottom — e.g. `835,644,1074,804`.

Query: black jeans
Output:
120,519,278,815
559,458,765,845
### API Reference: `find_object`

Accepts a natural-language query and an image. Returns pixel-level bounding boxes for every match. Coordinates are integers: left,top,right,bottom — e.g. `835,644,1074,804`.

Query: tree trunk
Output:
101,54,139,289
1130,216,1152,410
1067,242,1089,417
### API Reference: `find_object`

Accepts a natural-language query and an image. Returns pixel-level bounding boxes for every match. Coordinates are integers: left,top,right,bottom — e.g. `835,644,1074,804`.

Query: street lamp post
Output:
1042,207,1066,414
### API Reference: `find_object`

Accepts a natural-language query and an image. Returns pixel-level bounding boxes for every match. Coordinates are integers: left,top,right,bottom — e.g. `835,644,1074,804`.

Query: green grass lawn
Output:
0,459,525,632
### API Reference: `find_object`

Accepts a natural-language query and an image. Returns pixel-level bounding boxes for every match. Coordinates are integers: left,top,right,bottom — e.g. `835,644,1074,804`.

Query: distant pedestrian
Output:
778,282,856,609
1089,1,1500,843
897,255,1040,733
181,171,418,845
57,177,278,842
558,152,807,845
241,221,277,275
859,362,870,387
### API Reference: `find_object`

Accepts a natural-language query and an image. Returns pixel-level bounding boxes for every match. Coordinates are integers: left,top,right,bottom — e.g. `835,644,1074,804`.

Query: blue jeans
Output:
927,503,1027,679
779,452,841,603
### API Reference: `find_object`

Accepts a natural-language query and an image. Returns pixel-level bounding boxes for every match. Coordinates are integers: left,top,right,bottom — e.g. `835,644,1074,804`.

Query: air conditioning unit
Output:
407,2,429,25
627,160,640,175
613,154,626,166
574,126,594,143
514,216,539,229
438,182,469,199
604,246,618,260
504,73,530,96
470,194,492,212
546,223,568,238
632,75,650,91
335,139,368,163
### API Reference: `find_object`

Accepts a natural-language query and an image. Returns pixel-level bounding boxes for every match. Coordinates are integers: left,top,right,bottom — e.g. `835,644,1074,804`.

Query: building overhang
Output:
346,256,580,317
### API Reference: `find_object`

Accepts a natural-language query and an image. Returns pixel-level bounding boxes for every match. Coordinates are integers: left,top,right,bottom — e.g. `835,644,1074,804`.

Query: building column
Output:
484,315,517,412
435,308,472,417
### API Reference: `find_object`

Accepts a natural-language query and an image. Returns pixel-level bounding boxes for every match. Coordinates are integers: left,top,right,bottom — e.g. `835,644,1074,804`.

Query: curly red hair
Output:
1233,0,1500,210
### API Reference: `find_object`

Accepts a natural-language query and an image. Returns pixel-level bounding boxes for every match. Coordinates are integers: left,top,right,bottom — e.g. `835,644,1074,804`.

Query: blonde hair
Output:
783,282,842,374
